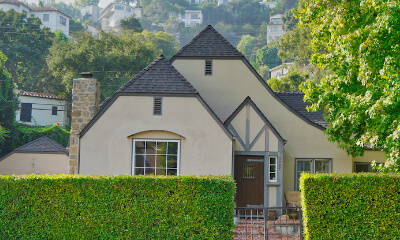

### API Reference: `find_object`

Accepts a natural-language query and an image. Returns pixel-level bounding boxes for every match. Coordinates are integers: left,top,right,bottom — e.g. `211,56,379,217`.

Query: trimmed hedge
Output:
300,173,400,240
0,175,235,239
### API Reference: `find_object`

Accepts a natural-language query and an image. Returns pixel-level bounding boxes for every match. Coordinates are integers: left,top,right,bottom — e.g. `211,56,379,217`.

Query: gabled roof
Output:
118,55,198,94
225,96,286,144
13,136,68,154
276,92,328,129
172,25,243,58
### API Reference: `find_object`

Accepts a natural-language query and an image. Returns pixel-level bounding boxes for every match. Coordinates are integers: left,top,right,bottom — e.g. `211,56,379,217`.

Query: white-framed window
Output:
115,5,124,10
269,27,278,32
60,16,66,25
269,156,277,182
270,18,282,24
43,14,49,21
132,139,180,176
295,158,331,191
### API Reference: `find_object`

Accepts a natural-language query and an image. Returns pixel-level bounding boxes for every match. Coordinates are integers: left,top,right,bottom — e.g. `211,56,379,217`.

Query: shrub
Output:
300,173,400,240
0,175,235,239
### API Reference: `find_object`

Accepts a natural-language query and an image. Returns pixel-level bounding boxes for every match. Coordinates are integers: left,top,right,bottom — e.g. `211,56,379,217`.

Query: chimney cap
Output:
80,72,93,78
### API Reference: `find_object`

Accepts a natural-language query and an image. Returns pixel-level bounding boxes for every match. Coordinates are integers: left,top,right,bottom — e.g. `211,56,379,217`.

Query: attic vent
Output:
205,60,212,75
153,97,162,115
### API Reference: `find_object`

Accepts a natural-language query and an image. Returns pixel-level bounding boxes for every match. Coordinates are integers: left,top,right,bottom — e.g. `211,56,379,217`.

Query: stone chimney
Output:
69,72,100,174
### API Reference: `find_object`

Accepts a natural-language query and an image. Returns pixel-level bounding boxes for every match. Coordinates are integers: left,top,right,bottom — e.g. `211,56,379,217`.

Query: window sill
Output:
266,182,280,186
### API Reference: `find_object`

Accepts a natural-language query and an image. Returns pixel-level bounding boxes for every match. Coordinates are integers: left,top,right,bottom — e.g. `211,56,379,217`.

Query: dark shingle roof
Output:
117,55,198,94
14,136,68,154
276,92,328,129
173,25,243,58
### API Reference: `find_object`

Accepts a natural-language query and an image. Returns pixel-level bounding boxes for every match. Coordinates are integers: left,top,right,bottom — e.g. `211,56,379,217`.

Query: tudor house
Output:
70,25,386,208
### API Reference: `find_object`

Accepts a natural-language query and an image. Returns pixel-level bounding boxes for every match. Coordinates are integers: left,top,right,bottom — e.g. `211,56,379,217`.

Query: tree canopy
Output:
0,52,18,156
0,9,66,96
297,0,400,171
268,70,307,92
47,30,179,100
120,15,144,32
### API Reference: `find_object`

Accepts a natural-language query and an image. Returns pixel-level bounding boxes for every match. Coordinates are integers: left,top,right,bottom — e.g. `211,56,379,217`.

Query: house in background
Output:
267,14,285,43
269,63,293,79
69,25,386,208
16,91,69,126
0,136,69,175
0,0,71,36
181,10,203,28
99,2,143,32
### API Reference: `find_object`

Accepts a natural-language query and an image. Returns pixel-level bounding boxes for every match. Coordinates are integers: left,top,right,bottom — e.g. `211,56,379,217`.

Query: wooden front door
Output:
234,155,264,207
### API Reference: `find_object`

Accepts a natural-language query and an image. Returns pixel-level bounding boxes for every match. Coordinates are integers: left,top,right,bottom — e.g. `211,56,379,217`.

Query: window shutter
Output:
205,60,212,75
154,97,162,115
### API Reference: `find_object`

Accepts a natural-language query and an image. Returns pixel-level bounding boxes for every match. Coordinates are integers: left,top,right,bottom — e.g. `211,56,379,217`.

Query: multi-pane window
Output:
269,27,278,32
115,5,124,10
205,60,212,75
52,106,58,115
60,16,66,25
295,158,331,190
126,7,131,12
43,14,49,21
133,140,179,176
20,103,32,122
270,18,282,24
269,156,277,182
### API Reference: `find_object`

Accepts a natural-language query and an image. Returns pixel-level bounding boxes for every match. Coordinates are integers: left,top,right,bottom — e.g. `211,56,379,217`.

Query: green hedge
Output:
300,173,400,240
0,175,235,239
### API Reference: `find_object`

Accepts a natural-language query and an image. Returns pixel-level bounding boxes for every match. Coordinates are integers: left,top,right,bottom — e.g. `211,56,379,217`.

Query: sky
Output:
24,0,114,8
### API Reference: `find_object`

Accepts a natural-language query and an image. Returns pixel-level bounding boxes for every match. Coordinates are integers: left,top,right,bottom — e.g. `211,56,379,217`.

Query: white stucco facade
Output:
16,93,69,126
0,1,71,36
100,2,142,32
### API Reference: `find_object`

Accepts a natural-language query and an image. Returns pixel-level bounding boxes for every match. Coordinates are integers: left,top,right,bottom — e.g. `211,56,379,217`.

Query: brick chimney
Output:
69,72,100,174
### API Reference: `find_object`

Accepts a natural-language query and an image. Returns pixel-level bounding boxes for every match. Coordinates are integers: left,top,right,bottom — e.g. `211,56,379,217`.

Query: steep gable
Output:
118,55,198,94
172,25,243,58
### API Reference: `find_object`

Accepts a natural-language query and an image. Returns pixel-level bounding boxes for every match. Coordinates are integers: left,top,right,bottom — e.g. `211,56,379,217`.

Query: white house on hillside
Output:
269,63,293,79
16,91,69,126
99,2,142,32
0,0,71,36
181,10,203,28
267,14,285,43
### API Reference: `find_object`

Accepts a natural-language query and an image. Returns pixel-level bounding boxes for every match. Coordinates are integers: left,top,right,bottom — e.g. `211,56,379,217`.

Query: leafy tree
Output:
45,1,82,20
0,52,19,156
256,45,282,70
0,9,63,95
70,19,84,35
47,30,179,100
268,70,307,92
297,0,400,171
163,16,184,36
237,35,255,61
73,0,100,8
120,15,144,32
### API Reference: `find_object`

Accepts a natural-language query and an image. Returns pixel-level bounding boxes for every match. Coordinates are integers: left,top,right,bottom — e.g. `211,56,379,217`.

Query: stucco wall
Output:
0,152,69,175
172,59,387,192
16,96,69,126
79,95,233,176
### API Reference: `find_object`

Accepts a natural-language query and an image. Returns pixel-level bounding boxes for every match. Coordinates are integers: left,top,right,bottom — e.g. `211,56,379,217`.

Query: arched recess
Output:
127,130,186,140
